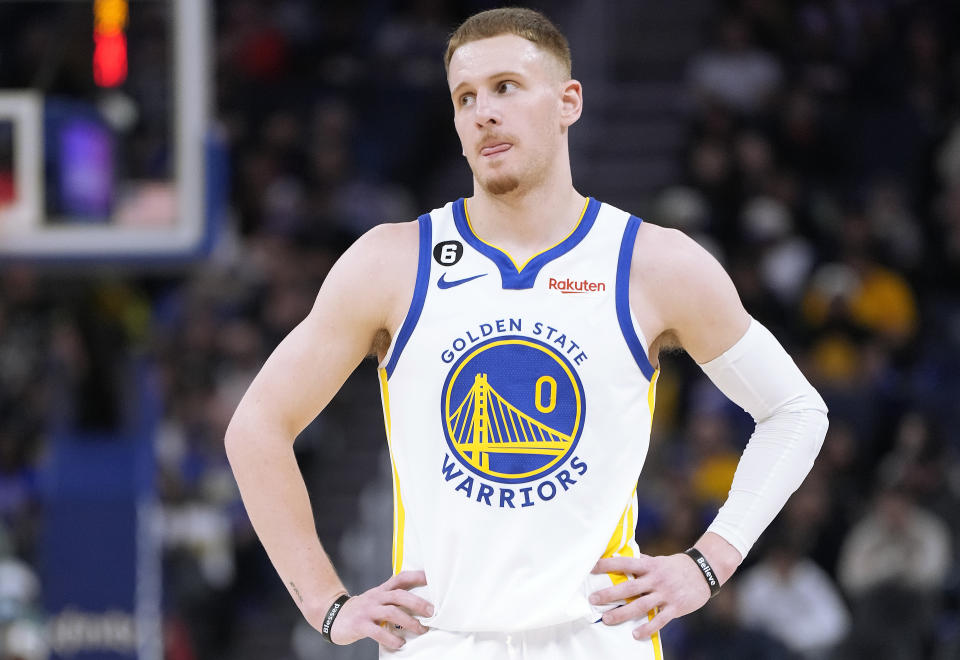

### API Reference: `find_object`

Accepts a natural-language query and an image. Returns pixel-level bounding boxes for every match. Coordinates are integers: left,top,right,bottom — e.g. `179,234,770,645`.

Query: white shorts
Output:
380,617,664,660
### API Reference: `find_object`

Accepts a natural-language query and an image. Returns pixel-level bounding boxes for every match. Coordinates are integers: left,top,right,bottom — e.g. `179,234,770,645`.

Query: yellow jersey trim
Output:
599,373,658,602
600,370,658,587
379,368,406,574
602,485,639,600
647,371,663,658
650,607,664,660
647,368,659,420
463,197,591,273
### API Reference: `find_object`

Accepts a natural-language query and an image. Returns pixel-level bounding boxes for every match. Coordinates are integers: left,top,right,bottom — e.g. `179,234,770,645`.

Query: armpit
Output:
649,330,684,367
371,328,392,361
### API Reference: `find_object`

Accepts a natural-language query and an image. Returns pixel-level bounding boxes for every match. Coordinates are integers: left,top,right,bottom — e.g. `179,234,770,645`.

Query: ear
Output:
559,79,583,128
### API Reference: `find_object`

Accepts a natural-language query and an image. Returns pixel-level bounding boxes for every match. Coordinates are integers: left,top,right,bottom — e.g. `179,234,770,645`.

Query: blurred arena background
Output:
1,0,959,659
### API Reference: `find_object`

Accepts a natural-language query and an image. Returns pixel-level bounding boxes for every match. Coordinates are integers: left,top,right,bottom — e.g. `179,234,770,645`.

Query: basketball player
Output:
225,8,828,659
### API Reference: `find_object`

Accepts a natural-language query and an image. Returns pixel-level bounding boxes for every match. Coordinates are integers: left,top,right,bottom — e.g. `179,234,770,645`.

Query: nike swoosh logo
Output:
437,273,487,289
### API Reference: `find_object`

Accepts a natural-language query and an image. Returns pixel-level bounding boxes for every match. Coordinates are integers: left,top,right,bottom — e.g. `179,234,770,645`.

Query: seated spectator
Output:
837,482,952,660
736,530,850,659
803,254,918,346
687,14,784,116
0,525,47,660
678,582,800,660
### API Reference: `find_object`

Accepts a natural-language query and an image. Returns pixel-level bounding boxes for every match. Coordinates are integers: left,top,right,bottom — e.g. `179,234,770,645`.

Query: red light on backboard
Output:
93,0,129,88
94,32,128,87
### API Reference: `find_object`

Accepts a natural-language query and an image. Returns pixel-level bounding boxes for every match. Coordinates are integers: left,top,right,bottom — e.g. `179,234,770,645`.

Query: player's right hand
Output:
326,570,434,649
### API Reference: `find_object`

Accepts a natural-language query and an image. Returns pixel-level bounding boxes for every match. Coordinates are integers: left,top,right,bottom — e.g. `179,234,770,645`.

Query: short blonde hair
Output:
444,7,572,78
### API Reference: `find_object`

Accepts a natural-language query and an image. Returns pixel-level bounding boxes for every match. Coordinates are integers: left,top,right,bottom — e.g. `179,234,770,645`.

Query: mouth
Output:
479,143,512,157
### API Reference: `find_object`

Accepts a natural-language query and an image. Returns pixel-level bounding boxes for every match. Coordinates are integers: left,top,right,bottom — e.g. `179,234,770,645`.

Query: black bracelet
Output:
684,548,721,598
320,594,351,643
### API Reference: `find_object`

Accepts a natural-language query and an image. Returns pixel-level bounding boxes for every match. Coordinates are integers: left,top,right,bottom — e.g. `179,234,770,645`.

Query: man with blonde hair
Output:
226,7,828,659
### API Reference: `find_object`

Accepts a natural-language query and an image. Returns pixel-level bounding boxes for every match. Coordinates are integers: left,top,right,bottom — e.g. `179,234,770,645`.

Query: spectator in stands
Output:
0,525,47,660
677,583,799,660
837,482,951,660
2,0,960,656
687,14,783,115
736,529,850,659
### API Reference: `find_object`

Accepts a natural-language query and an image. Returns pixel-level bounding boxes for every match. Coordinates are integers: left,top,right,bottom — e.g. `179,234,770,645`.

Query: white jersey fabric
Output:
377,197,660,642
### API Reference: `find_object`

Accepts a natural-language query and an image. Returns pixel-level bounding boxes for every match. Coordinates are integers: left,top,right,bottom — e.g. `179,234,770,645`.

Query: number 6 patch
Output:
433,240,464,266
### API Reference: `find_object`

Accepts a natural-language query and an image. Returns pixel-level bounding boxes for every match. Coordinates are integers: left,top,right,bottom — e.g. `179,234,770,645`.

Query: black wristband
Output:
684,548,721,598
320,594,350,643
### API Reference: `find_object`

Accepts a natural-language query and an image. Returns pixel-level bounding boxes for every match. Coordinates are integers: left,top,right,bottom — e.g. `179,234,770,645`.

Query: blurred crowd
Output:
642,2,960,658
1,1,960,659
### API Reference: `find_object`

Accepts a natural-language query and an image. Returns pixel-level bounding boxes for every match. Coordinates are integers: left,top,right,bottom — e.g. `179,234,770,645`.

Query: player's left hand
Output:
589,553,711,640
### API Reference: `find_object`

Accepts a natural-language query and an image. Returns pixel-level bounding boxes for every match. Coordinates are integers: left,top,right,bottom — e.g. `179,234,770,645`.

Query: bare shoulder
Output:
347,219,420,286
629,221,749,364
226,220,422,440
631,222,727,287
312,219,421,340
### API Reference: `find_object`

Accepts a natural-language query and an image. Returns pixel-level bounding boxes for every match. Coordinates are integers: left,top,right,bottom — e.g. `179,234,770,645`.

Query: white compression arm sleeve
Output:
699,319,829,558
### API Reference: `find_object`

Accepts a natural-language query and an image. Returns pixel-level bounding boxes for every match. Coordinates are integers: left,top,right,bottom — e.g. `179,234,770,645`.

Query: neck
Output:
466,162,585,263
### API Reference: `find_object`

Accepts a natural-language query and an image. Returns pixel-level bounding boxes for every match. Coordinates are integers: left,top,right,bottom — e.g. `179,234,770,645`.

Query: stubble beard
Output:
477,155,545,197
482,173,521,196
473,142,552,197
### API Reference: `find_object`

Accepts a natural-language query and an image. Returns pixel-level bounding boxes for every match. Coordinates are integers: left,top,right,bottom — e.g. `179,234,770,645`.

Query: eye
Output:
458,93,475,107
497,81,517,94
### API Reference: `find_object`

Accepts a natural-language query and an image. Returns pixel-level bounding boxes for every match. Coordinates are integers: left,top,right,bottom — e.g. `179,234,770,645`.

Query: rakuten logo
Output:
548,277,607,294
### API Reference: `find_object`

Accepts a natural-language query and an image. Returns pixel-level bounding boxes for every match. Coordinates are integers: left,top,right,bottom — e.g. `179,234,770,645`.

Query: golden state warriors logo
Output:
441,335,586,484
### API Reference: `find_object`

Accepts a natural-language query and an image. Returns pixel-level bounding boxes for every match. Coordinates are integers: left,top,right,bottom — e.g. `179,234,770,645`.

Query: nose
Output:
474,89,500,127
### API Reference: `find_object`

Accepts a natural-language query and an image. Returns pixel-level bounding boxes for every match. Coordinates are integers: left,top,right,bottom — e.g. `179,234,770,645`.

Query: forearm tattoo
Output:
289,581,304,604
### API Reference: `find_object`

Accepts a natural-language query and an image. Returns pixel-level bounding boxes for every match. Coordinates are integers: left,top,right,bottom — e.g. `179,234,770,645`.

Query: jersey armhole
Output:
380,214,432,377
615,215,657,380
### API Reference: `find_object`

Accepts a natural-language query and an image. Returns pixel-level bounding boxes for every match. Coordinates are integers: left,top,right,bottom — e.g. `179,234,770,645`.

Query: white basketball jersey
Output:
377,197,659,633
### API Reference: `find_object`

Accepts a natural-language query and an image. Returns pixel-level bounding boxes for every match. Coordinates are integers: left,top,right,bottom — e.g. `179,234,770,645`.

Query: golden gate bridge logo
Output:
442,337,584,483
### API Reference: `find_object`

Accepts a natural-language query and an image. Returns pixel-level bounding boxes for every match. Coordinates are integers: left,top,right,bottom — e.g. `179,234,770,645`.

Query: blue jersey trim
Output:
385,214,432,378
452,197,601,289
616,216,656,380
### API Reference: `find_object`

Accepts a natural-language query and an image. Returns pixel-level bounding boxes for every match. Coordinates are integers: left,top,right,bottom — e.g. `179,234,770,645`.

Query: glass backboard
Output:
0,0,221,263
